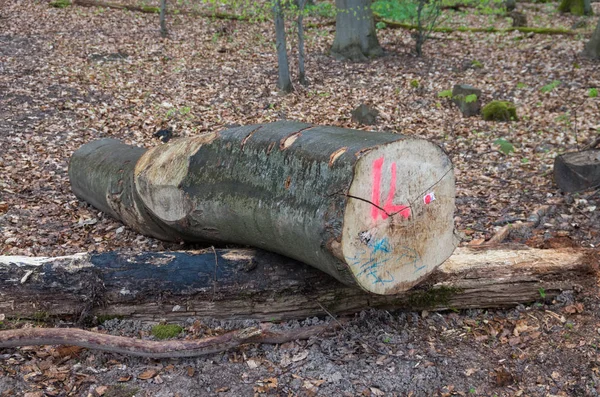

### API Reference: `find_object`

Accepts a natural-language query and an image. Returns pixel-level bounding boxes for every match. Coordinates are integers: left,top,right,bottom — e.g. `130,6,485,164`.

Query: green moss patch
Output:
50,0,72,8
558,0,593,15
151,324,183,339
407,286,462,309
96,314,125,324
482,100,518,121
140,5,160,13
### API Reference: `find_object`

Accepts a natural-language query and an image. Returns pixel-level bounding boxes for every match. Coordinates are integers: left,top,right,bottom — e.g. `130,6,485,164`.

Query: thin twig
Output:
211,246,218,302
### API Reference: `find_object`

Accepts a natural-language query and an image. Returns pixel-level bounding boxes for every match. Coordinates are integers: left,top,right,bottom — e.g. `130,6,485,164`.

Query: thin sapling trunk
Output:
274,0,293,93
159,0,167,38
297,0,307,86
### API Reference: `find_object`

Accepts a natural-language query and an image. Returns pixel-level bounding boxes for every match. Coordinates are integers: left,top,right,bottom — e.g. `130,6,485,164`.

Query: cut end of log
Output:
342,138,457,294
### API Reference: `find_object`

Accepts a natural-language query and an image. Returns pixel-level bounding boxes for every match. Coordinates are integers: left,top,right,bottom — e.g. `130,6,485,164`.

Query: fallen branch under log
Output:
0,245,596,323
0,322,338,358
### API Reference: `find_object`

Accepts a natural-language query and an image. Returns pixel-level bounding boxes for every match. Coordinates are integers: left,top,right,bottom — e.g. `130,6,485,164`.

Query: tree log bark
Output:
331,0,383,61
0,246,595,323
68,122,457,295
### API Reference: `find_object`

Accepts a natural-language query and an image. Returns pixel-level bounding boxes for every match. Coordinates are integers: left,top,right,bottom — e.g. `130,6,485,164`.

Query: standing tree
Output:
274,0,293,92
414,0,442,56
583,17,600,59
159,0,167,38
330,0,383,61
297,0,308,85
558,0,593,16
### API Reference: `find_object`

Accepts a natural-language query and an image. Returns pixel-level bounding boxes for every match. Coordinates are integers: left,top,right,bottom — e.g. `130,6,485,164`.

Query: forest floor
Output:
1,0,600,395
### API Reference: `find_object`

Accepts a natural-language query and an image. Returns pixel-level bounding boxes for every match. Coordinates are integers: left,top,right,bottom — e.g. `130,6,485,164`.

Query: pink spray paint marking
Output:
370,157,411,221
423,192,435,205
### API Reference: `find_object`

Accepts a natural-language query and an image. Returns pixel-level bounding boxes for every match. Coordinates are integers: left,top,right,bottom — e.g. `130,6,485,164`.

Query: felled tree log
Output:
69,122,457,295
0,246,595,323
553,149,600,192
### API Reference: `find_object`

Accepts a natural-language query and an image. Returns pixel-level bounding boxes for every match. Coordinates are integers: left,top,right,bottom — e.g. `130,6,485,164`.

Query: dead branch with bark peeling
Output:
0,322,339,358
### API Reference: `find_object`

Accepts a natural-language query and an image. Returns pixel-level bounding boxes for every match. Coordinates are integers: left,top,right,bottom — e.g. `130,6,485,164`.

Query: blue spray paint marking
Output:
371,238,391,254
347,236,423,286
393,246,424,274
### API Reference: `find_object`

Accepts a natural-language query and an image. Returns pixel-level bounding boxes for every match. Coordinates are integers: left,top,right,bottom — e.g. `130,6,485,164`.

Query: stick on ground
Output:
0,323,339,358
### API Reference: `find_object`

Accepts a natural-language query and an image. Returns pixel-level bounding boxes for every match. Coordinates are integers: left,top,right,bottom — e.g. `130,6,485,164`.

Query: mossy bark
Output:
557,0,593,16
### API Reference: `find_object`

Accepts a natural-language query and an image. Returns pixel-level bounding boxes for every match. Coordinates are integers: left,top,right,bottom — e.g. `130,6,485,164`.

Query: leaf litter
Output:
1,0,600,395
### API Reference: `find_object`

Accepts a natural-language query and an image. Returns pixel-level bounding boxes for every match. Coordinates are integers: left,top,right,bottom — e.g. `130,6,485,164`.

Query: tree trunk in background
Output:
1,246,595,322
274,0,293,93
159,0,167,38
297,0,308,86
69,122,457,295
331,0,383,61
583,17,600,59
558,0,593,16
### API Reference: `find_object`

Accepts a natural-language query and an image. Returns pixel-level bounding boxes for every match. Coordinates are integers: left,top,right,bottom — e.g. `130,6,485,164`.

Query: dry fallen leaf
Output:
246,359,260,369
564,303,584,314
54,345,85,358
292,350,309,362
164,364,175,372
93,385,109,396
254,377,278,393
464,368,477,376
138,368,159,380
513,320,539,336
